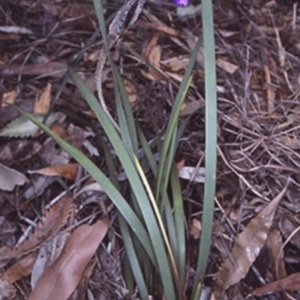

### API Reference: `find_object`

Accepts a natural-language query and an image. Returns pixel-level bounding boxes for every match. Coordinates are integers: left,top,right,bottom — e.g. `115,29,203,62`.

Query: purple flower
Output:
172,0,189,6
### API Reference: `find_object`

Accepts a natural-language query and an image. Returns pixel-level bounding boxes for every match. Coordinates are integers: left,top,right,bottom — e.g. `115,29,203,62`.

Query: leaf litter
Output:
214,181,289,295
28,219,109,300
1,0,300,298
0,195,74,262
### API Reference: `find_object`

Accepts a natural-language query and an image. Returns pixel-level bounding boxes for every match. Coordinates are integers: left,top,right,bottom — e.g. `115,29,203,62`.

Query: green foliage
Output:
15,0,217,299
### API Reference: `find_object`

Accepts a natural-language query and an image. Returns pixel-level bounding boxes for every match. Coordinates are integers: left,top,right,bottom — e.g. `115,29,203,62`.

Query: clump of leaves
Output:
14,0,217,299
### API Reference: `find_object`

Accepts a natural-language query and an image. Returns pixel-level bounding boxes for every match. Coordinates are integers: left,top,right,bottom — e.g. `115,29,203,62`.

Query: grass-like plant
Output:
15,0,217,299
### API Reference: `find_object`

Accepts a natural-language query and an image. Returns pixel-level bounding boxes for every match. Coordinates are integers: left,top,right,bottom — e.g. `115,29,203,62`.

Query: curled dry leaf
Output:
252,272,300,296
28,163,79,180
0,162,28,191
28,219,109,300
266,229,286,280
214,184,288,295
0,195,74,263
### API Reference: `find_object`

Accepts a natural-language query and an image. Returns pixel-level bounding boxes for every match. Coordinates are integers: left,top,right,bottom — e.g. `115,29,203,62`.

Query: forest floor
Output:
0,0,300,299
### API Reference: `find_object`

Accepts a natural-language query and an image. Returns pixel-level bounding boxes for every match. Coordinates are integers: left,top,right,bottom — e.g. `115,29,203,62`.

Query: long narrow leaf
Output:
118,215,149,300
192,0,217,297
111,62,139,154
171,165,186,284
98,132,148,297
68,69,177,299
155,75,192,201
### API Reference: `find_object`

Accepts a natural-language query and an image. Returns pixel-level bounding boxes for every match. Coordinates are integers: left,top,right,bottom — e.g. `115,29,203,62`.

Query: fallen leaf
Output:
34,82,52,114
137,20,184,38
278,135,300,150
149,45,161,68
31,232,69,289
214,183,288,294
0,163,28,191
64,123,93,149
1,90,16,107
76,182,104,196
28,219,109,300
123,79,137,104
0,140,42,166
71,258,97,299
28,163,79,180
266,229,286,280
0,112,63,138
216,58,238,74
143,34,159,59
180,100,203,117
0,25,33,34
162,56,189,72
1,253,36,283
178,166,205,183
0,195,74,262
143,45,164,81
0,62,67,78
189,218,201,239
252,272,300,296
279,212,300,250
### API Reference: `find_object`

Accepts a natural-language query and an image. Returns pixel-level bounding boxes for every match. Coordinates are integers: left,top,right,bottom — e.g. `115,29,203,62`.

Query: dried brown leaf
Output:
215,184,288,293
279,213,300,249
252,272,300,296
216,58,238,74
1,90,16,107
137,20,184,38
123,79,137,103
278,135,300,150
180,100,203,117
71,258,97,299
162,56,189,72
143,34,159,59
0,62,67,78
28,163,79,180
31,232,69,289
34,82,52,114
189,218,201,240
0,195,74,261
148,45,161,68
0,253,36,284
267,229,286,279
28,219,109,300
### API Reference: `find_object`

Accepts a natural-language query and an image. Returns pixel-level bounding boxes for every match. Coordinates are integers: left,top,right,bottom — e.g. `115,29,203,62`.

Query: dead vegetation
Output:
0,0,300,299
